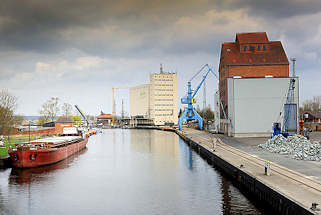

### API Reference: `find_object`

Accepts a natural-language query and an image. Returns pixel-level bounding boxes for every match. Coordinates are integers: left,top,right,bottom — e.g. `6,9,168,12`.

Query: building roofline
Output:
226,62,289,66
222,40,281,45
238,42,269,44
236,31,267,34
226,76,294,80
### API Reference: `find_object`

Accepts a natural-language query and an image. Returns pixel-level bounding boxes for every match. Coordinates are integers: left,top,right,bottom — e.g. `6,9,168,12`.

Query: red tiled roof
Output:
97,113,112,119
236,32,269,44
221,41,289,65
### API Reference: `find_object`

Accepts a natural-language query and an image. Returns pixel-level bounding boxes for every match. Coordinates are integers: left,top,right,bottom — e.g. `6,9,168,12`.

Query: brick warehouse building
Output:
216,32,299,137
218,32,289,118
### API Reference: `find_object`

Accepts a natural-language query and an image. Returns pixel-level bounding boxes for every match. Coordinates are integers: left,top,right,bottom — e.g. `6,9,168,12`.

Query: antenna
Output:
291,57,296,77
121,99,124,118
203,75,206,113
160,63,164,74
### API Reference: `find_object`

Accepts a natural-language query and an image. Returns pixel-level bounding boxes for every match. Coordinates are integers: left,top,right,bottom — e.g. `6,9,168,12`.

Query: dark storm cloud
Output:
1,0,320,55
0,0,215,54
244,0,321,18
0,0,111,52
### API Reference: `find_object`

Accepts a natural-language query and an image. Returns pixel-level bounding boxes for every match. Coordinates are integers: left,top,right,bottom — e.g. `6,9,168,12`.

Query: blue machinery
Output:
272,78,297,138
178,64,218,130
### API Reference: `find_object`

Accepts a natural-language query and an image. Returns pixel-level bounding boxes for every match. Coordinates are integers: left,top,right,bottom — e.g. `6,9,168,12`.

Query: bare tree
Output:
198,105,214,120
301,96,321,113
39,97,60,122
0,89,17,135
61,103,73,117
312,96,321,111
38,116,49,126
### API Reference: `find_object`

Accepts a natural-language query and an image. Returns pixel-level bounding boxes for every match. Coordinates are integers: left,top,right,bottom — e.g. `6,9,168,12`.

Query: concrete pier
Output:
176,128,321,215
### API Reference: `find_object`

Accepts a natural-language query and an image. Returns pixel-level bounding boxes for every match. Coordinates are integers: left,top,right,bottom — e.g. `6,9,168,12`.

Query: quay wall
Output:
174,130,314,215
0,156,11,168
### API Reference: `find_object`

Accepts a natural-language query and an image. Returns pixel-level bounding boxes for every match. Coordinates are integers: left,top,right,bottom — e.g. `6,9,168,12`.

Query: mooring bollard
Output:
212,138,217,152
264,161,271,176
311,203,320,211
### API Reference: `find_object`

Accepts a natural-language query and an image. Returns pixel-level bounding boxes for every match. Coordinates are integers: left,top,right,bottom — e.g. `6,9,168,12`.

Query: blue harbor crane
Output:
178,64,218,130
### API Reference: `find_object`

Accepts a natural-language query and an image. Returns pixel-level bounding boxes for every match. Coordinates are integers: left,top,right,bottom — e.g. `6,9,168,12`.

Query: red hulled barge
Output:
8,129,88,168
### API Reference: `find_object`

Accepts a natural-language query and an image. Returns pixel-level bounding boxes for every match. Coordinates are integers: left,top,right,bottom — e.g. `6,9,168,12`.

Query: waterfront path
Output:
178,128,321,214
217,134,321,181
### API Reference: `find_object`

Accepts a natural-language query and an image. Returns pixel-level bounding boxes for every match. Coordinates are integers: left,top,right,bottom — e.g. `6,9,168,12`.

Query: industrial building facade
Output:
150,72,178,125
227,77,299,137
129,84,150,118
219,32,289,118
129,67,178,126
217,32,298,137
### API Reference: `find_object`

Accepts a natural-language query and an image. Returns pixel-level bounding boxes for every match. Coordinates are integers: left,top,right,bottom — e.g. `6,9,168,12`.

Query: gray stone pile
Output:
259,135,321,161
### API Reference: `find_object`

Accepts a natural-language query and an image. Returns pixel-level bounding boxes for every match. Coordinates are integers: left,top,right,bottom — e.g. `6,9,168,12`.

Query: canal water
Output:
0,129,264,215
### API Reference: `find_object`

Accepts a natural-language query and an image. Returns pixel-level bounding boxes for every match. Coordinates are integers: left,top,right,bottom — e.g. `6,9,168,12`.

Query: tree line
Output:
300,96,321,113
0,90,23,136
178,105,214,121
0,90,82,136
38,97,77,125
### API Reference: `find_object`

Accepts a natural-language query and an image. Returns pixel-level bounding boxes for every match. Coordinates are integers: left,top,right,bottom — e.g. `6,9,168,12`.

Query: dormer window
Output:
243,46,247,51
257,45,261,51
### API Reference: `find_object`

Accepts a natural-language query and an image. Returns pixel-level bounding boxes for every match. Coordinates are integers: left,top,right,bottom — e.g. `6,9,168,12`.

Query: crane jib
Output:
178,64,219,131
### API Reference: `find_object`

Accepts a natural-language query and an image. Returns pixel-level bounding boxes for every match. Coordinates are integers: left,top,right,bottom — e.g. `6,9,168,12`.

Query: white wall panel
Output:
228,77,299,137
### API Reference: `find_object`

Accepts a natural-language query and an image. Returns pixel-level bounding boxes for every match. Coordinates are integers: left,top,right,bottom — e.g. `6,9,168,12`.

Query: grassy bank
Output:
0,143,15,158
0,134,47,158
5,135,38,144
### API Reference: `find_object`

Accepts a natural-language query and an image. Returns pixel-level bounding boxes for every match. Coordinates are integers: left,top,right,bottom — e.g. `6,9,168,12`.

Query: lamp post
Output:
29,120,33,144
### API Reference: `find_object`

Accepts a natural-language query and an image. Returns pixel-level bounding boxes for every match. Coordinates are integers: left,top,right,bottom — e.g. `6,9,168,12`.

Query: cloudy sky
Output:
1,0,321,116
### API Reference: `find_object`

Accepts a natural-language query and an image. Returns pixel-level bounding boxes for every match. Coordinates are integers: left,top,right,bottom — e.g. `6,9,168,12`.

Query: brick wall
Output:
21,128,57,135
229,64,289,78
12,128,57,135
55,122,73,134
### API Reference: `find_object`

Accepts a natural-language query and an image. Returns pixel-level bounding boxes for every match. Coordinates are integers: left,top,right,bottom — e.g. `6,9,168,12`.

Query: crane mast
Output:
178,64,219,130
111,86,129,125
74,105,89,128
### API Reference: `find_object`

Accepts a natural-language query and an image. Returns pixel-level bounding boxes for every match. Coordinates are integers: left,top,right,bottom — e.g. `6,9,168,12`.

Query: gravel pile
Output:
259,135,321,161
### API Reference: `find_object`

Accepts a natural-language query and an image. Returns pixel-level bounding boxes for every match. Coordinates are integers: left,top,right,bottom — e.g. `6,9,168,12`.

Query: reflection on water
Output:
9,148,88,185
221,175,263,215
0,129,264,215
131,129,179,156
178,140,194,170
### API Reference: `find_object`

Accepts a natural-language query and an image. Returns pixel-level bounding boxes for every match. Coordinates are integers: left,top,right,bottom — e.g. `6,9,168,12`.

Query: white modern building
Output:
129,66,178,126
150,71,178,125
218,77,299,137
129,84,150,118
